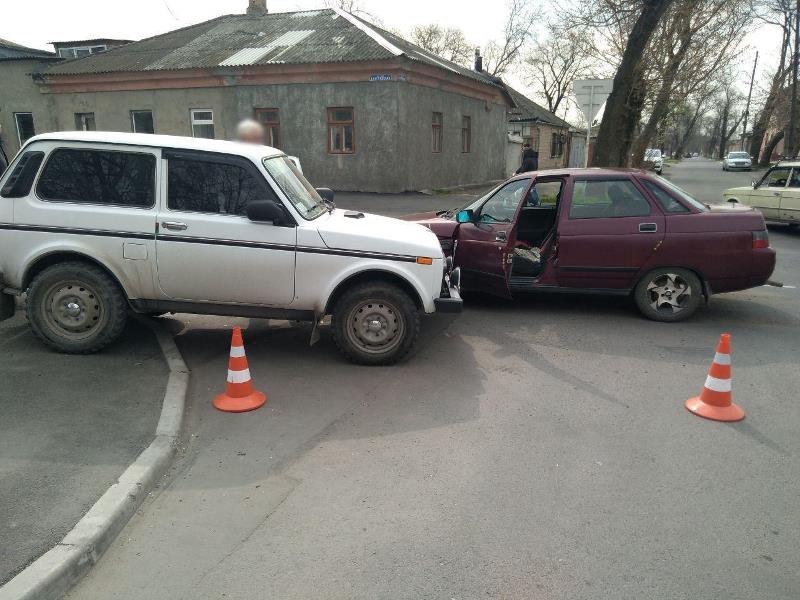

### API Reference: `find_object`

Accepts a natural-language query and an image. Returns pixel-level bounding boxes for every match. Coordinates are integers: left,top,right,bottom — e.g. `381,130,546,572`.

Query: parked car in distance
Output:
723,151,752,171
0,132,461,365
692,152,700,158
402,169,775,322
723,161,800,226
644,148,663,174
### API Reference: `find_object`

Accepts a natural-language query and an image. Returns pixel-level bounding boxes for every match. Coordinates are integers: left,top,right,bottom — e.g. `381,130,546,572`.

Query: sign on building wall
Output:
369,74,392,81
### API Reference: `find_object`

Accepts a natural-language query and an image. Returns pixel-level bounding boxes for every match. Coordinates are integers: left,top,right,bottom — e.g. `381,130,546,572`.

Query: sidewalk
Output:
0,313,167,585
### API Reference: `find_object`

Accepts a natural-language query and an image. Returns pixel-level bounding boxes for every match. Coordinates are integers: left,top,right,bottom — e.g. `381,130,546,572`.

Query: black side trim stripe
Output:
558,265,639,273
1,223,419,263
0,222,153,240
158,233,418,263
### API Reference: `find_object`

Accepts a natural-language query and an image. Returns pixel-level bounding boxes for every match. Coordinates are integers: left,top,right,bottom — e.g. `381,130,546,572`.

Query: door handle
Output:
161,221,188,231
495,230,508,242
639,223,657,233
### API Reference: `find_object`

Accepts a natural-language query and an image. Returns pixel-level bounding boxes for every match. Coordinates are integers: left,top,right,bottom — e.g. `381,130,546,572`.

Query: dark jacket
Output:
516,148,538,174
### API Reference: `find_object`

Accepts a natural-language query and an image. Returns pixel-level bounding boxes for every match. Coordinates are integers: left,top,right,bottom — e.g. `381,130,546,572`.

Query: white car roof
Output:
25,131,284,161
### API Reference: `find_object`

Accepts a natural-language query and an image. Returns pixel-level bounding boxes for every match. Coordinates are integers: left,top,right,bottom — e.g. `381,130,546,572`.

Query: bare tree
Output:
523,22,595,114
592,0,676,167
410,25,474,66
750,0,794,164
324,0,377,20
630,0,753,165
483,0,540,77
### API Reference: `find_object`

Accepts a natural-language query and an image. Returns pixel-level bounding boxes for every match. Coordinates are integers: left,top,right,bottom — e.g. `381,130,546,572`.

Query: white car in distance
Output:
722,151,752,171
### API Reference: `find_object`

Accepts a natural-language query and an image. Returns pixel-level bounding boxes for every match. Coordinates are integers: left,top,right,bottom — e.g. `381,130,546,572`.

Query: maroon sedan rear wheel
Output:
634,268,702,322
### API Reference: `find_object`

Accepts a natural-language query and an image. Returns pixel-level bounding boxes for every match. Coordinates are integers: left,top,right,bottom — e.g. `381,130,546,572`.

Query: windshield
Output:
728,152,749,159
262,155,327,220
653,176,709,211
645,149,662,159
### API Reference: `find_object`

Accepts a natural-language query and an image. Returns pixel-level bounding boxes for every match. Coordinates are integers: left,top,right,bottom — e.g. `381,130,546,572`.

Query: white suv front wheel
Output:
26,262,128,353
331,282,420,365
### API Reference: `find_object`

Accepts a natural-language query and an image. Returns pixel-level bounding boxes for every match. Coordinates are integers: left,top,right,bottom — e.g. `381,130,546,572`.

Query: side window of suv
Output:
1,151,45,198
168,157,276,215
569,179,652,219
37,148,156,207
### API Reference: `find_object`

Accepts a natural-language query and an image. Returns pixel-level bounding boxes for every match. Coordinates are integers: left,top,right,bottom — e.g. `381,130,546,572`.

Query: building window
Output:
431,112,443,153
190,109,214,139
327,107,354,154
14,113,35,146
522,124,540,150
254,108,281,148
131,110,154,134
461,116,471,153
58,45,107,59
37,148,156,208
75,113,96,131
550,132,564,158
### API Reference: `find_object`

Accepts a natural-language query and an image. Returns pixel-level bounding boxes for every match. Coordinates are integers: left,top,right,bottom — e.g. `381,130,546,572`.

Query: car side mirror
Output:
247,200,287,224
316,187,334,202
456,209,474,224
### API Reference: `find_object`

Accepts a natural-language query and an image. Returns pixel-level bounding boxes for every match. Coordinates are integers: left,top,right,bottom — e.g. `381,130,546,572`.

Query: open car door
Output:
452,178,532,298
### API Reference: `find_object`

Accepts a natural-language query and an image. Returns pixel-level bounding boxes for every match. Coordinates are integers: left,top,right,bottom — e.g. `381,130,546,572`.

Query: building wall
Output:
397,82,507,190
507,120,570,171
0,59,57,158
41,79,507,192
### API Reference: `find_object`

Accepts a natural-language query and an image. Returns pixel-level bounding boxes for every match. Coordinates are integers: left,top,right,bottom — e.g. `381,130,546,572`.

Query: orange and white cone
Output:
685,333,744,422
213,327,266,413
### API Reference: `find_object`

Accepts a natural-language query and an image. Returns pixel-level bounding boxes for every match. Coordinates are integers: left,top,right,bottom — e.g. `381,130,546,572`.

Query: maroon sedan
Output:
403,169,776,321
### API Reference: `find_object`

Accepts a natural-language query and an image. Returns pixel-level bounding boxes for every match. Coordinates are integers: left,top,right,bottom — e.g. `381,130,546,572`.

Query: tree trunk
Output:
593,0,675,167
763,129,785,161
674,104,704,157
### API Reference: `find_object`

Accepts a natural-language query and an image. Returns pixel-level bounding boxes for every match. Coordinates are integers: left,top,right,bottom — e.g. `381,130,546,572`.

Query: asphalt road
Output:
0,315,167,585
68,159,799,600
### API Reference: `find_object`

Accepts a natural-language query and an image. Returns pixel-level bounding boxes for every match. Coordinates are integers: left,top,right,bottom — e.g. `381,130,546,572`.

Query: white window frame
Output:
57,45,107,59
14,112,35,146
190,109,215,139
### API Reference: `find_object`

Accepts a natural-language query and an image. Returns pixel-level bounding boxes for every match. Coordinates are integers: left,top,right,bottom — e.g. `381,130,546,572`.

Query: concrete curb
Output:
0,317,189,600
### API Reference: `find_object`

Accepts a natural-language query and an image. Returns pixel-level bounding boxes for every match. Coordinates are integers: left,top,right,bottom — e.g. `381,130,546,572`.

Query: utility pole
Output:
741,51,758,151
787,0,800,158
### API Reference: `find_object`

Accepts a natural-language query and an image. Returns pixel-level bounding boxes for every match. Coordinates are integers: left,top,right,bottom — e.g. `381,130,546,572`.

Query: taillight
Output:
752,230,769,249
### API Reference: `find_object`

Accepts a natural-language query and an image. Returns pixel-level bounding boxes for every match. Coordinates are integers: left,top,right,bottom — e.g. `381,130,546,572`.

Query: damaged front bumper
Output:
434,263,463,313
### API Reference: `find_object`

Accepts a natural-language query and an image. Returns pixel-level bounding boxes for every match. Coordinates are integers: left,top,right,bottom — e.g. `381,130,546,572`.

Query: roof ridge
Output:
332,8,402,57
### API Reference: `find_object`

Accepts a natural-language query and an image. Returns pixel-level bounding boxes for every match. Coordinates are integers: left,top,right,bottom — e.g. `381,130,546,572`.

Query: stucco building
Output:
1,2,571,191
0,39,59,163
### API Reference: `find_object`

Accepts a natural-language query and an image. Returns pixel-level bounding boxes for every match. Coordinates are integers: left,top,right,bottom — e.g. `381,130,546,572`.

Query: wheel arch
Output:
324,269,425,314
635,265,711,301
22,250,131,297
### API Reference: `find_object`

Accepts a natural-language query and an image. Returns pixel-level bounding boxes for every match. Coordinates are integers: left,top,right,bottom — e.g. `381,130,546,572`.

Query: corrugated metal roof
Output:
505,85,573,128
42,8,503,94
0,38,56,61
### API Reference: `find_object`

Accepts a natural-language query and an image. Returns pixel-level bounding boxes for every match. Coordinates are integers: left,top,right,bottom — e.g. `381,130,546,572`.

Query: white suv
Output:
0,132,461,365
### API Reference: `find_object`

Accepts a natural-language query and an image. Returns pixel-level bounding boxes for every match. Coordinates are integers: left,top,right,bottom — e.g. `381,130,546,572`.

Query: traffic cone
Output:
213,327,266,413
685,333,745,422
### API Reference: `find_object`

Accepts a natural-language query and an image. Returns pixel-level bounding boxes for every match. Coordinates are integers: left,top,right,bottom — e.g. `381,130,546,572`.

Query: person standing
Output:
515,143,539,174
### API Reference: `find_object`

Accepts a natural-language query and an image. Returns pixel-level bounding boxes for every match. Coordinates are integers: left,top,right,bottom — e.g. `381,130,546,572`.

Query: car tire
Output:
634,267,703,323
331,282,420,365
26,261,128,353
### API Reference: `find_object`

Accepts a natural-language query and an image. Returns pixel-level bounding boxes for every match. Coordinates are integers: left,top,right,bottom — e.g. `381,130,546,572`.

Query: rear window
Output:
641,179,689,213
1,151,45,198
651,176,708,212
37,148,156,208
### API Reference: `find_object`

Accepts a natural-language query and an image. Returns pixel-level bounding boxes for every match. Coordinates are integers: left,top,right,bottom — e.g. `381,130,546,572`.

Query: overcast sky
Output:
1,0,780,120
